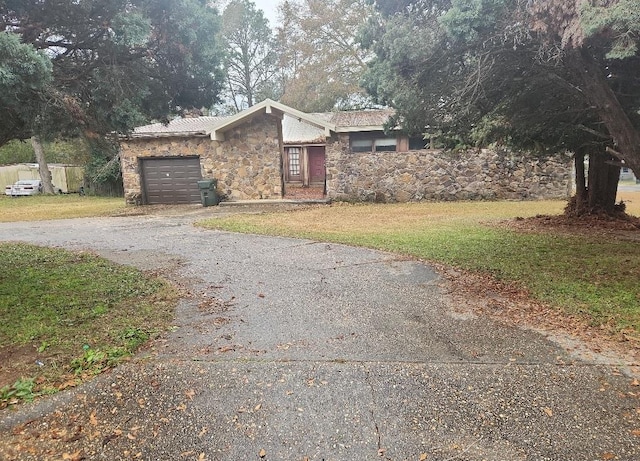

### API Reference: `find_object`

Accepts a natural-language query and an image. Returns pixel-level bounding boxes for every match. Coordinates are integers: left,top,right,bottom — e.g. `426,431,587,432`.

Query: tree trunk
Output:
587,151,620,213
31,136,55,194
569,49,640,178
567,148,620,216
574,151,587,209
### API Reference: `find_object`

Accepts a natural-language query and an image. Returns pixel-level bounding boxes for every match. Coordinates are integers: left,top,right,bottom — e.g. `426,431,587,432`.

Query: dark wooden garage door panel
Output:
141,157,202,205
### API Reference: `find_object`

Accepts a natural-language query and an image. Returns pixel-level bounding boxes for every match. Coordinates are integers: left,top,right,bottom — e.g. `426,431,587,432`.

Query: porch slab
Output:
218,198,331,206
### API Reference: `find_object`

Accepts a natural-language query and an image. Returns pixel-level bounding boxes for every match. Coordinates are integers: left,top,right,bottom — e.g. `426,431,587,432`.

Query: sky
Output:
215,0,281,28
253,0,281,26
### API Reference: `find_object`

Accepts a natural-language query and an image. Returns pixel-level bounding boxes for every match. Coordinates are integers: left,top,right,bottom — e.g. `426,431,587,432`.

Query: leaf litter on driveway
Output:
1,213,640,460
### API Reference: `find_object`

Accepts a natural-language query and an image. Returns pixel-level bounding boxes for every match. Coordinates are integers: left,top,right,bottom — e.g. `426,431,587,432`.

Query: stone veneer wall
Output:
121,137,215,204
212,114,283,200
325,134,572,202
120,113,282,204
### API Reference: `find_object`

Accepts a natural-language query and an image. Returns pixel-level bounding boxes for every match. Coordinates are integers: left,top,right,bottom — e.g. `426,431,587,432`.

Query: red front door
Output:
308,146,325,184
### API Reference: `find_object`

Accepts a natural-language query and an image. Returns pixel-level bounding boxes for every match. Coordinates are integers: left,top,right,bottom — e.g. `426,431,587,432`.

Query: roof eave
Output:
335,125,386,133
211,99,336,141
123,131,210,140
284,138,326,145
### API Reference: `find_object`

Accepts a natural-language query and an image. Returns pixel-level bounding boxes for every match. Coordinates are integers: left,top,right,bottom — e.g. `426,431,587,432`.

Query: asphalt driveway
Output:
0,210,639,460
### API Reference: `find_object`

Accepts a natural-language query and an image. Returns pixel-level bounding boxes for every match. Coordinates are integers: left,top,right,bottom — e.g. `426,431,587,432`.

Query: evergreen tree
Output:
363,0,640,215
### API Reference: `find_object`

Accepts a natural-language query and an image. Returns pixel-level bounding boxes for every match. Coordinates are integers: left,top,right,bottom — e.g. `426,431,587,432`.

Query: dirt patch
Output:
0,345,41,388
502,212,640,241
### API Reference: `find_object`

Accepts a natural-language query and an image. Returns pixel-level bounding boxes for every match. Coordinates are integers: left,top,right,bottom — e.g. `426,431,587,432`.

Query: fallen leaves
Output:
62,451,83,461
259,448,267,458
58,378,80,391
419,454,428,460
543,407,554,417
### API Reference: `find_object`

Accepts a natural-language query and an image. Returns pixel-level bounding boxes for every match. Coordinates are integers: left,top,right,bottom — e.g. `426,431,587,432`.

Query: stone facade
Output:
120,113,283,204
122,111,572,205
325,133,572,202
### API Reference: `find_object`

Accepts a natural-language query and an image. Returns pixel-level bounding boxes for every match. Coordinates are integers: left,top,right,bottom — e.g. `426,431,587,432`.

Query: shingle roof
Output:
328,109,395,129
127,104,395,142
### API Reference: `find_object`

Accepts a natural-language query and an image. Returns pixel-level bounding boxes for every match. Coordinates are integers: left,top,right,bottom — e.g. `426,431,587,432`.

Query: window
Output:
350,132,398,153
287,148,300,177
409,137,427,150
351,139,373,152
374,138,397,152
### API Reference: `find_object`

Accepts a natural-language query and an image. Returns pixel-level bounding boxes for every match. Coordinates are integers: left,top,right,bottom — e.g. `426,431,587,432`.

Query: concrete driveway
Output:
0,211,639,460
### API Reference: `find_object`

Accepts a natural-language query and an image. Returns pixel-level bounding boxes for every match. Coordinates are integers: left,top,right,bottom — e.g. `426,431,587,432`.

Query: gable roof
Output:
209,99,336,142
124,101,396,143
283,113,334,144
282,109,396,144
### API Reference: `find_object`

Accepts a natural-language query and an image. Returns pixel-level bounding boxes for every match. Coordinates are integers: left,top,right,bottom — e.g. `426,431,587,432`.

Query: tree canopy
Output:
362,0,640,213
219,0,278,112
276,0,374,112
0,31,52,146
1,0,225,142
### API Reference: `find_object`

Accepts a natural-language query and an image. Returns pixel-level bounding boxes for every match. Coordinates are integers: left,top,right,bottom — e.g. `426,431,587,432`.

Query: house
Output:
620,166,638,182
120,99,572,205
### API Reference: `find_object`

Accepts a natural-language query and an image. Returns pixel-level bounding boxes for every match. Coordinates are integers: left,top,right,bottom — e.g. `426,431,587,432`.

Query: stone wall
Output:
210,114,283,200
120,137,215,204
325,134,572,202
120,113,283,204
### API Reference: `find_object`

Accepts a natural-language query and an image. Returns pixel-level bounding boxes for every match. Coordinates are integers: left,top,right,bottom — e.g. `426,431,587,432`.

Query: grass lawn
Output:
0,194,127,222
1,189,638,405
199,193,640,338
0,243,177,408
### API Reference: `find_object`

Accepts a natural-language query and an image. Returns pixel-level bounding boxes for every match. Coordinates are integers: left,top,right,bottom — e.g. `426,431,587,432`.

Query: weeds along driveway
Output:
1,212,639,460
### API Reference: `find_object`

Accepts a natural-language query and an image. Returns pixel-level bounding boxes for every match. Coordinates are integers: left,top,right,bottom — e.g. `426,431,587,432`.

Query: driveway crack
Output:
365,367,384,456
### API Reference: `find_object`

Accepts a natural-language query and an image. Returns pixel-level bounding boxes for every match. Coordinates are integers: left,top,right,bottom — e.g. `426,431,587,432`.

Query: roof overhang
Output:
123,131,210,140
335,125,386,133
210,99,336,141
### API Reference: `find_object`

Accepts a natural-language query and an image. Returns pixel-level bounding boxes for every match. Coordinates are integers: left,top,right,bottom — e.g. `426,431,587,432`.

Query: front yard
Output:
0,243,177,408
1,191,639,406
0,195,126,222
199,193,640,344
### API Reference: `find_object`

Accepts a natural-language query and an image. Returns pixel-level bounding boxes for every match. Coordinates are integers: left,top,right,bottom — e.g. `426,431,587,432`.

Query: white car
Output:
5,179,44,196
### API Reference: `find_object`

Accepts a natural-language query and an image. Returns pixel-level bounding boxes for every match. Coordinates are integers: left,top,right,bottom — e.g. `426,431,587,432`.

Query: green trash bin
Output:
197,179,219,207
